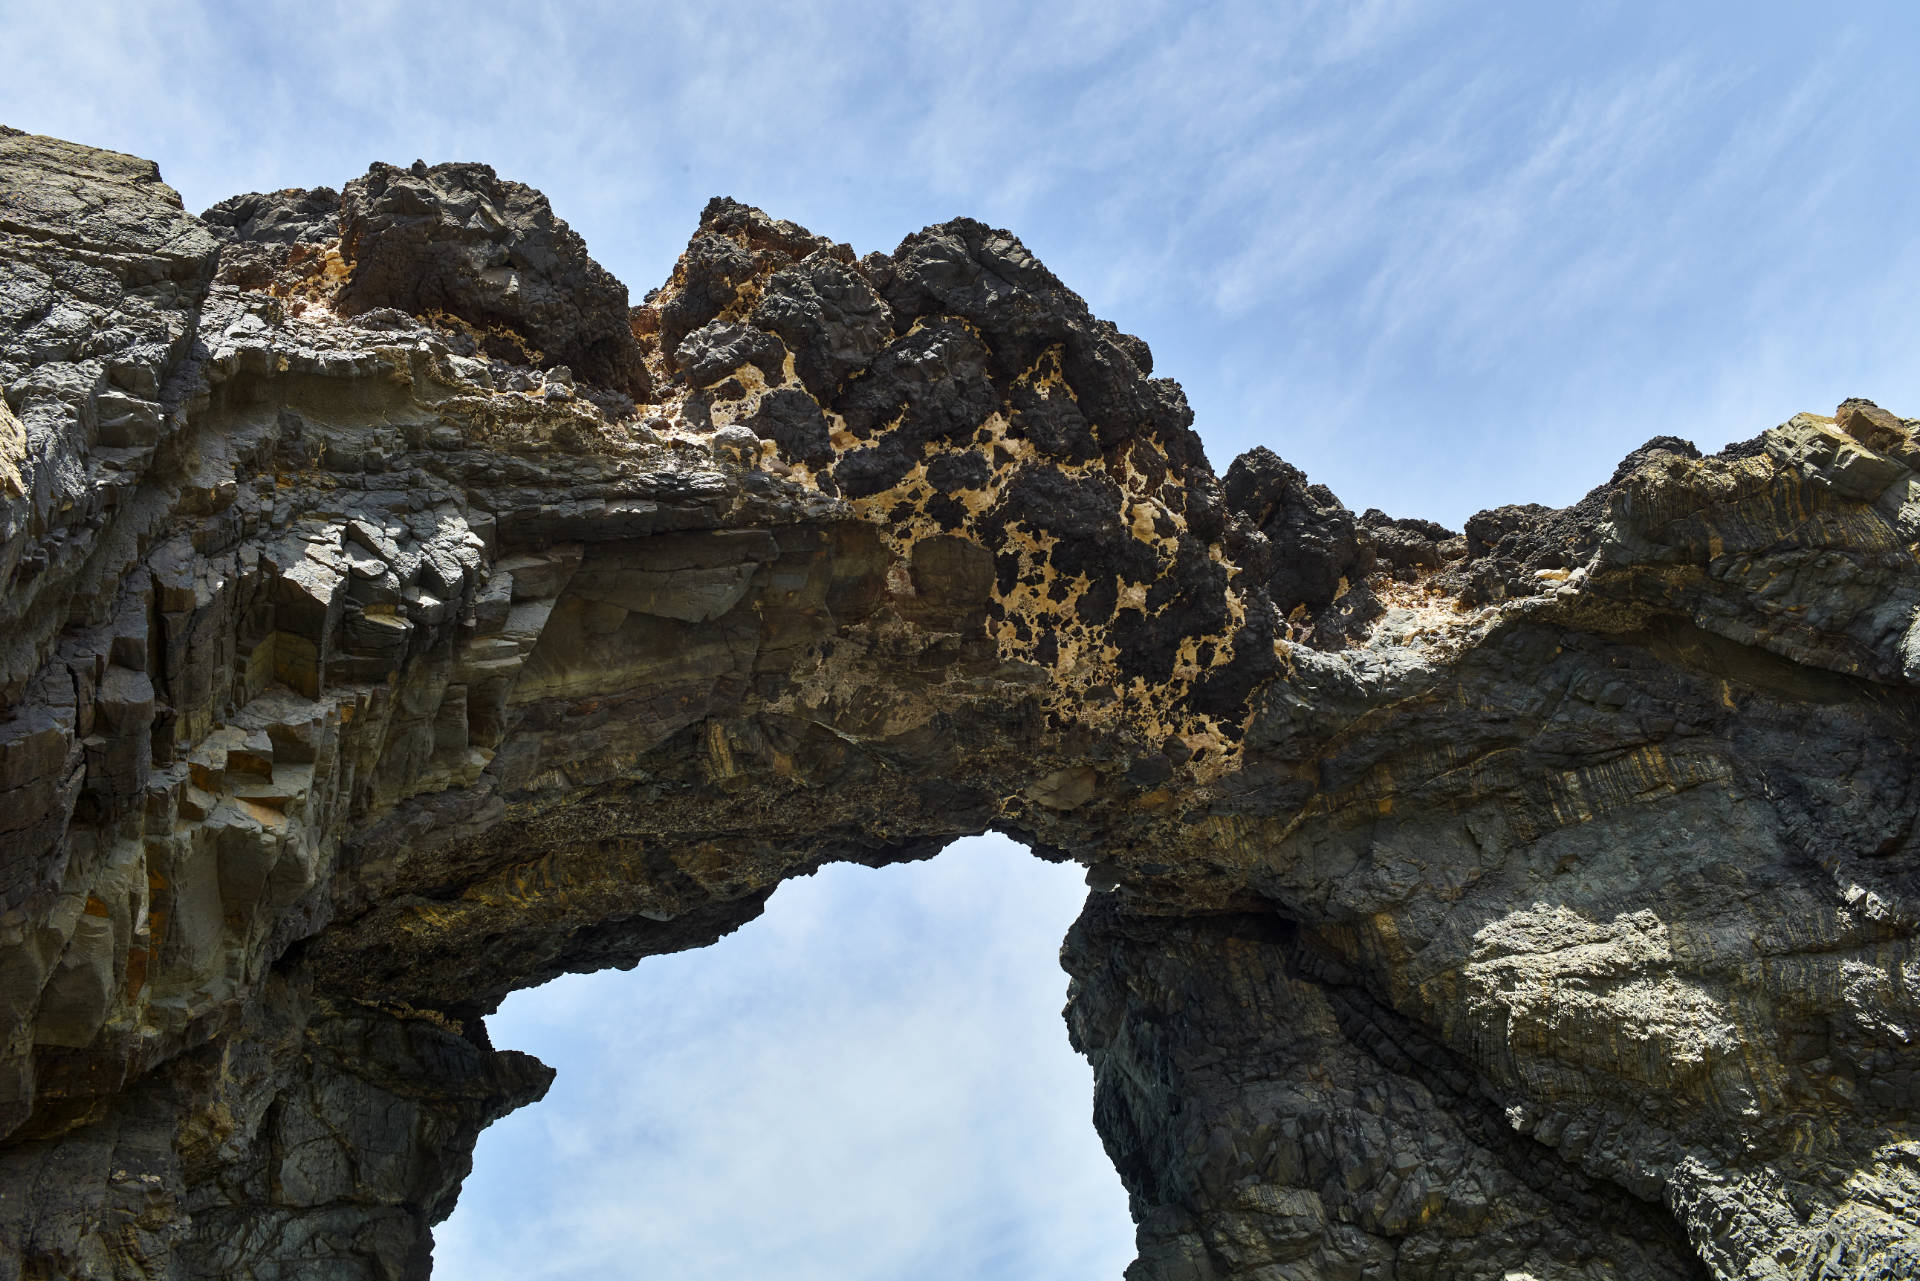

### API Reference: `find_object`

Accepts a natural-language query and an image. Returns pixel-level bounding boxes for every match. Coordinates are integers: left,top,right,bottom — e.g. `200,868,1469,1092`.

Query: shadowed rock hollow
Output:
2,126,1918,1280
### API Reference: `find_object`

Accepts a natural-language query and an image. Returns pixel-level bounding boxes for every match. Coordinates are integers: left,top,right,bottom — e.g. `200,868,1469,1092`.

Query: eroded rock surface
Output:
2,126,1918,1279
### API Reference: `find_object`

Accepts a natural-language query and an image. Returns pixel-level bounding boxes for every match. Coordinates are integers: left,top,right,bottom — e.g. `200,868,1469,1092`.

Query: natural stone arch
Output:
1,127,1917,1279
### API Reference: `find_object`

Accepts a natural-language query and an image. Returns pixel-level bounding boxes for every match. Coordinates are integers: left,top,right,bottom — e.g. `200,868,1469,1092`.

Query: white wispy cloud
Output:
434,836,1133,1281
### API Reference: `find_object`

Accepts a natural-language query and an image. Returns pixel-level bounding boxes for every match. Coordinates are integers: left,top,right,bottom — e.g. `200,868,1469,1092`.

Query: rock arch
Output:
1,127,1917,1279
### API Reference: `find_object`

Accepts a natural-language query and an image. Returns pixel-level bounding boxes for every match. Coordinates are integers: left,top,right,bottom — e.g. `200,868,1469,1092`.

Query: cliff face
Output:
0,126,1916,1280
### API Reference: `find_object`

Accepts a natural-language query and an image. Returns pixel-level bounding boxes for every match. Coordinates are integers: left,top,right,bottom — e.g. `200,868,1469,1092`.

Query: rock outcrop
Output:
2,126,1917,1280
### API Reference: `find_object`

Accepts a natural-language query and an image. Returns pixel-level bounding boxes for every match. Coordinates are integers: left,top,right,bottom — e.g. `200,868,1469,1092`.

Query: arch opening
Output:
433,834,1135,1279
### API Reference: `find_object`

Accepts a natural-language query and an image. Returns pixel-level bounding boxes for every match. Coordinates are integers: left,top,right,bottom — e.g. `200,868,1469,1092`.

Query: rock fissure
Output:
1,126,1918,1278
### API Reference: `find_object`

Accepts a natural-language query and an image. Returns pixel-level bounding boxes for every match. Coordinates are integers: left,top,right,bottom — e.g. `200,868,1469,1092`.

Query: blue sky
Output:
6,2,1920,1274
435,837,1131,1280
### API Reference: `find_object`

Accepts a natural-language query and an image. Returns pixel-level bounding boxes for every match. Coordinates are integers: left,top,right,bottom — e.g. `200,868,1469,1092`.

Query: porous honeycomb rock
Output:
2,127,1918,1280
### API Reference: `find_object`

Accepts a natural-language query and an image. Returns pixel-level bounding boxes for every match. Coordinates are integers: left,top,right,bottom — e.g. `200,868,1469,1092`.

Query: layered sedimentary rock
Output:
1,126,1917,1279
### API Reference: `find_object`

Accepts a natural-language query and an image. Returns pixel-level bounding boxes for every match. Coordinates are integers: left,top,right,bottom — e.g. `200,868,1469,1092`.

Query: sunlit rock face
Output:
1,124,1917,1280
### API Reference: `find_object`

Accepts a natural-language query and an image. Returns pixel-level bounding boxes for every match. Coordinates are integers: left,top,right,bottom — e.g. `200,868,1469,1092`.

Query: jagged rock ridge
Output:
1,125,1917,1279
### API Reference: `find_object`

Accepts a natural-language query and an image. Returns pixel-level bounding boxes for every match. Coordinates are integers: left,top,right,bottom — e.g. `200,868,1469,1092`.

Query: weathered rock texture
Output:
2,126,1917,1279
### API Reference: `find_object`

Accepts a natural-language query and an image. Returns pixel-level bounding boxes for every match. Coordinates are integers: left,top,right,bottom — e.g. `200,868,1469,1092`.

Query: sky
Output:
5,2,1920,1275
433,836,1132,1280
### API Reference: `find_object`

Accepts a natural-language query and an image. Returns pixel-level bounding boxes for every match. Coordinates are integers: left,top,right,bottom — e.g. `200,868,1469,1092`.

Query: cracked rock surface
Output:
2,126,1918,1279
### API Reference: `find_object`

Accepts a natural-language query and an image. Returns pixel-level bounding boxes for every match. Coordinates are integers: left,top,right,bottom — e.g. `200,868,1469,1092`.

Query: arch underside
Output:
1,128,1917,1279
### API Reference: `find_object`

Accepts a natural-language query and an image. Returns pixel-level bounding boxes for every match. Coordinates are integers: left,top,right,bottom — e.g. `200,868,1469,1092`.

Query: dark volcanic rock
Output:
881,217,1202,468
335,159,649,398
3,127,1919,1281
743,386,833,465
654,231,758,361
674,319,788,389
751,249,894,398
1223,446,1374,615
202,184,343,246
1447,435,1702,606
201,185,344,293
1360,507,1457,575
649,196,843,372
